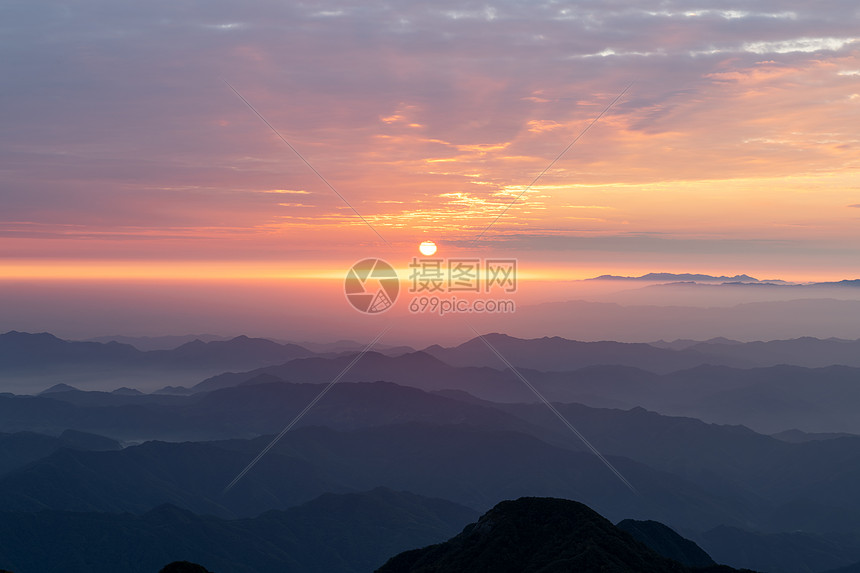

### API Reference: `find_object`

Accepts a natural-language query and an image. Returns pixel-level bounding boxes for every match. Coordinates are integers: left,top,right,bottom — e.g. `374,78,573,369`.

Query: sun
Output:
419,240,437,256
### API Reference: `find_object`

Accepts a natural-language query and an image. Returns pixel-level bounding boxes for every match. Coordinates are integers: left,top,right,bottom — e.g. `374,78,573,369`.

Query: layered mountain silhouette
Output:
0,421,742,529
0,380,544,441
0,331,314,370
5,380,860,539
188,345,860,433
0,488,476,573
425,333,860,371
9,330,860,397
376,497,750,572
0,331,315,392
423,334,719,373
4,329,860,572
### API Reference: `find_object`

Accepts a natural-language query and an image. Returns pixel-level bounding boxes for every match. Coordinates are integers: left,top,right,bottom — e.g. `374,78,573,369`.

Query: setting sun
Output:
418,240,438,256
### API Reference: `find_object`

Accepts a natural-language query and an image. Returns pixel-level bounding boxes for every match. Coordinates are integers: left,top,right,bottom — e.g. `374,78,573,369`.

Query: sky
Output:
1,0,860,341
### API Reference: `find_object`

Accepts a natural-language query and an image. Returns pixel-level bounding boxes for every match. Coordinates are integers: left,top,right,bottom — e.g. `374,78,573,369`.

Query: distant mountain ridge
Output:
12,332,860,435
0,331,316,392
0,331,315,367
424,332,860,372
423,333,717,374
588,272,762,282
10,330,860,397
586,273,860,288
85,334,230,351
0,331,422,393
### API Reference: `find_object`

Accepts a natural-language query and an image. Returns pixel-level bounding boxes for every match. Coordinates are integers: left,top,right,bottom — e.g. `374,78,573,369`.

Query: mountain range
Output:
0,488,477,573
0,331,315,392
3,329,860,572
588,273,763,282
3,378,860,570
183,338,860,434
8,329,860,394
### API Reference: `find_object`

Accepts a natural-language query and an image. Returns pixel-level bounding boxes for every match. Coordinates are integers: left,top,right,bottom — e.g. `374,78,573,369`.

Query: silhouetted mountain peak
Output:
376,497,720,572
705,337,744,345
481,332,517,341
2,330,64,342
110,387,142,395
178,339,206,348
397,350,450,365
39,383,79,395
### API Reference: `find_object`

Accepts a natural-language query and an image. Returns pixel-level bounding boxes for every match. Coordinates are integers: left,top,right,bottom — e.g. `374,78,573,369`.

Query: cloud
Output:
743,37,857,54
0,0,858,274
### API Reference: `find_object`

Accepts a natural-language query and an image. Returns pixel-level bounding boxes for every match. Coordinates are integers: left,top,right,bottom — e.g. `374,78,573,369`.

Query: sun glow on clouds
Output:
1,0,859,280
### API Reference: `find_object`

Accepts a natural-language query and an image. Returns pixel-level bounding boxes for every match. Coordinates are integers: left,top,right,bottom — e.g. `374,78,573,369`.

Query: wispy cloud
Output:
1,0,858,274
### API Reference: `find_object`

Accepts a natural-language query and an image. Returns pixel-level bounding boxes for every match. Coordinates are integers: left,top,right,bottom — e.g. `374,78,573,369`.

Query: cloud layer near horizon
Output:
1,0,859,276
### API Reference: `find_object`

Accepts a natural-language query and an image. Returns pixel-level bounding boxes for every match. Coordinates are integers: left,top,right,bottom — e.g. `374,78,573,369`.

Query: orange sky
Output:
1,2,860,340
